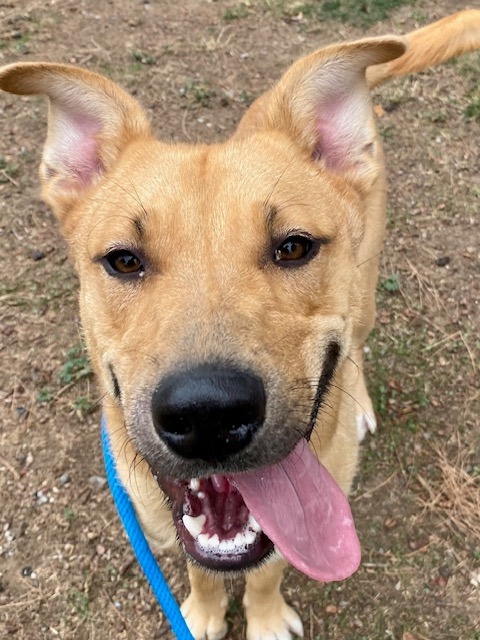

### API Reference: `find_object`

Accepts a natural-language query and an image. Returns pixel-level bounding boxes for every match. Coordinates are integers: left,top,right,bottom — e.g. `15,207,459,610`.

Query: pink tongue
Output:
231,439,361,582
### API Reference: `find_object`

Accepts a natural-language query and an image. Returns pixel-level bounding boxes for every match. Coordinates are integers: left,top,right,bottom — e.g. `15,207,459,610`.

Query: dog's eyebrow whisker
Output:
263,157,297,213
102,173,150,220
356,250,383,268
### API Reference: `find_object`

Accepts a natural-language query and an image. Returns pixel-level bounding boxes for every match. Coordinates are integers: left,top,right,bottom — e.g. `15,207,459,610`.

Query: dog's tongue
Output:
231,439,361,582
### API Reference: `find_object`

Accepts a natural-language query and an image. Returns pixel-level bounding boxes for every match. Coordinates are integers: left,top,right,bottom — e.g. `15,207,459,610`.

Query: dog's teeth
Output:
234,532,244,546
245,530,256,545
197,533,210,547
182,514,206,538
248,514,261,532
208,534,220,549
219,539,235,552
189,478,200,492
198,491,206,499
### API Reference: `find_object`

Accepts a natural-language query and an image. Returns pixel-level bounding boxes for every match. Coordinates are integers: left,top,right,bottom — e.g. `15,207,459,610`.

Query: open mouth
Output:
154,438,362,581
156,474,274,570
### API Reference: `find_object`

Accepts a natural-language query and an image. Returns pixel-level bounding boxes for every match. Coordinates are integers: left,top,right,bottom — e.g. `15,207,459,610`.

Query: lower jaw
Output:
178,519,274,571
155,473,275,571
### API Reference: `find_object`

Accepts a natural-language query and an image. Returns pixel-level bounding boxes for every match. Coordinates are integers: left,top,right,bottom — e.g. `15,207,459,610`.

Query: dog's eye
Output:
104,249,144,277
273,235,315,266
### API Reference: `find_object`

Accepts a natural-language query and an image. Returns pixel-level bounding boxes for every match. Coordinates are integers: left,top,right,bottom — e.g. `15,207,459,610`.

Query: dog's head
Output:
0,36,404,577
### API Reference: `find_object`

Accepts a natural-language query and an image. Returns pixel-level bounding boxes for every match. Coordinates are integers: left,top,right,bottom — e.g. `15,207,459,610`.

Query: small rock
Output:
31,250,45,261
35,490,49,506
435,256,450,267
470,571,480,587
439,565,453,579
408,537,429,551
88,475,107,490
325,604,338,615
58,472,71,486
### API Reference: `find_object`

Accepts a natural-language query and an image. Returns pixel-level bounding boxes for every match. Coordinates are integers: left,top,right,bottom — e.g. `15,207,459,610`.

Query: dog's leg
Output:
244,559,303,640
181,563,228,640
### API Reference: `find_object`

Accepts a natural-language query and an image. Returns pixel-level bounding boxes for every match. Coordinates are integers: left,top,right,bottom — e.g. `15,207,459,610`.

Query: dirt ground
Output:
0,1,479,639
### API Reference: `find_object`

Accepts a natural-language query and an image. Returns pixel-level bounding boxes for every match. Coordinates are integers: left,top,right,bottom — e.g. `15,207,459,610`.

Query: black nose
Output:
151,364,266,463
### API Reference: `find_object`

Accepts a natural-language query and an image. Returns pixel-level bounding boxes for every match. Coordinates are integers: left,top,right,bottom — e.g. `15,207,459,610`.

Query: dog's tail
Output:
367,10,480,88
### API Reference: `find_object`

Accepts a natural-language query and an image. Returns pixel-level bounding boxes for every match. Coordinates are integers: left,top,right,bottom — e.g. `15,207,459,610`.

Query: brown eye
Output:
104,249,144,277
273,235,314,266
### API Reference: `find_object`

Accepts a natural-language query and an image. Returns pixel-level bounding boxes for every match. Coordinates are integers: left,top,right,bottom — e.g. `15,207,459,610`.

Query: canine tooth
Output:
189,478,200,492
198,491,206,499
182,514,206,538
248,514,261,532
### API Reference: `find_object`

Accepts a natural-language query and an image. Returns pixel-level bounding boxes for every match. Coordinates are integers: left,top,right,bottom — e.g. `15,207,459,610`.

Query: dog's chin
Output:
155,473,274,571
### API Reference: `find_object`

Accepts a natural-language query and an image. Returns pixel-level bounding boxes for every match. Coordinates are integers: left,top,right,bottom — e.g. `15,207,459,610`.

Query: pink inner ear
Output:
48,110,104,187
313,92,370,172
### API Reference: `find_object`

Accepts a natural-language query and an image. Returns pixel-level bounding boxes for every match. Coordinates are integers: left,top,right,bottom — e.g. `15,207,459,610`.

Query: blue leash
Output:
101,419,195,640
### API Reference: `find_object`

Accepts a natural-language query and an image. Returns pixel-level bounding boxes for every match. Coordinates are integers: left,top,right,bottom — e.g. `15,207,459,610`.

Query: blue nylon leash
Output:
101,418,195,640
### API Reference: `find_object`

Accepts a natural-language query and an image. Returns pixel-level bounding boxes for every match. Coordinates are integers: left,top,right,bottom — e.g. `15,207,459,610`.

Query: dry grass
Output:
416,434,480,540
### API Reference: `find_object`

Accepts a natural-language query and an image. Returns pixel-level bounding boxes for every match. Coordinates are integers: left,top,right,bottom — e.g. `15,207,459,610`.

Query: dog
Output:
1,10,479,640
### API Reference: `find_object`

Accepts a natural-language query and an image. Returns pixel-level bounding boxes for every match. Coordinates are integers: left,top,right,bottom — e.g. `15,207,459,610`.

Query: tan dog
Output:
1,10,479,640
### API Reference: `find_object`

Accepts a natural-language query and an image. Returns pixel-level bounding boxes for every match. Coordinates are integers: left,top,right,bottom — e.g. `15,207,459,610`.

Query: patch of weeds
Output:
380,274,400,293
180,79,217,108
372,381,389,418
37,388,54,404
464,86,480,123
239,90,256,106
0,156,19,184
278,0,414,27
72,395,95,415
282,2,316,17
13,33,31,51
68,589,90,620
425,110,447,123
131,50,156,65
58,345,92,385
378,123,395,141
322,0,413,26
223,3,249,20
63,507,76,522
458,51,480,80
411,9,427,23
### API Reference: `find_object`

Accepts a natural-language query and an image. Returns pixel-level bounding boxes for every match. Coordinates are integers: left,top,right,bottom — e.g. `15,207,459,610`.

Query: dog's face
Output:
77,134,360,474
0,35,405,574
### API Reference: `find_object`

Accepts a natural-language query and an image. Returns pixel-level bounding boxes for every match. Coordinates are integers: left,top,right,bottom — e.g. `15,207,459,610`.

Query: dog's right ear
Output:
0,62,151,224
235,37,406,192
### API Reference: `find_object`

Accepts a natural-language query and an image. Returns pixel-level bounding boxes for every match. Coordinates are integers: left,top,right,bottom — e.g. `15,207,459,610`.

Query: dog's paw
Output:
356,410,377,441
245,600,304,640
181,593,228,640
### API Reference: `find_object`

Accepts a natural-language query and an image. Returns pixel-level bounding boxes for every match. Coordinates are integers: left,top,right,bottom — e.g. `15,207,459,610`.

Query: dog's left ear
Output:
236,37,406,191
0,62,152,225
